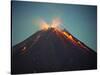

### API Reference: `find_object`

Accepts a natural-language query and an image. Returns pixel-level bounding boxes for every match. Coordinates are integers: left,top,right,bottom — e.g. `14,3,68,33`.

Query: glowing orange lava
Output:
51,18,61,28
39,19,87,50
39,18,61,30
62,31,78,45
63,32,69,37
39,20,49,30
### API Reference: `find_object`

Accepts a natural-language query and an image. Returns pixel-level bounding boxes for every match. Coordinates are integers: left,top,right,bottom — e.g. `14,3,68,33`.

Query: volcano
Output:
11,27,97,74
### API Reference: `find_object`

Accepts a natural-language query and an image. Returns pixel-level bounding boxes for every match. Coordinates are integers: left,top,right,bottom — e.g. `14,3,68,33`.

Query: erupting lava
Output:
39,18,84,47
36,18,94,54
39,20,49,30
39,18,61,30
12,18,97,74
39,18,87,48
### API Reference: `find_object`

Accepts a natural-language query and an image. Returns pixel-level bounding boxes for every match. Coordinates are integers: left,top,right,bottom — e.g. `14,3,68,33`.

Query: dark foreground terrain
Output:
12,28,97,74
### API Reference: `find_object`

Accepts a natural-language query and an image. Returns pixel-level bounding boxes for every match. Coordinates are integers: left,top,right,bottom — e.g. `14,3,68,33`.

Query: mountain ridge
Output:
12,27,97,74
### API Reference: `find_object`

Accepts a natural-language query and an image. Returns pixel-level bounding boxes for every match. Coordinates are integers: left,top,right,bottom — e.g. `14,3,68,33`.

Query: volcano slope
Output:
11,28,97,74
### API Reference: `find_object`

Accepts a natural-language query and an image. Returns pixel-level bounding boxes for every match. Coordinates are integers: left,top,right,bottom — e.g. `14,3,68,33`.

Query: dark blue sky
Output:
12,1,97,52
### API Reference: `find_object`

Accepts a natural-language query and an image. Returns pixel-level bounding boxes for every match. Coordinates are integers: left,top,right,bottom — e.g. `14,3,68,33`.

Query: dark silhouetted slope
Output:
12,27,97,74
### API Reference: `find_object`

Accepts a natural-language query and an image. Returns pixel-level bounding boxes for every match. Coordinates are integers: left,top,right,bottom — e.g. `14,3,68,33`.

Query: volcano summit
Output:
12,27,97,74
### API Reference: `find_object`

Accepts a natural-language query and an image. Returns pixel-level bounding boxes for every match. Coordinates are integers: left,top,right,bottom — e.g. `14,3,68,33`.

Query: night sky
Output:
12,1,97,52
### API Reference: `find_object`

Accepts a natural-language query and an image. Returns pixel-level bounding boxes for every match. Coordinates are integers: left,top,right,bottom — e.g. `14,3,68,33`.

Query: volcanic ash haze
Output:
12,20,97,74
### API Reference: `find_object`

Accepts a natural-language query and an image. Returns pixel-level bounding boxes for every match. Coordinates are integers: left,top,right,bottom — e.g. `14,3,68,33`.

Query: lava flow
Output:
12,18,97,74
